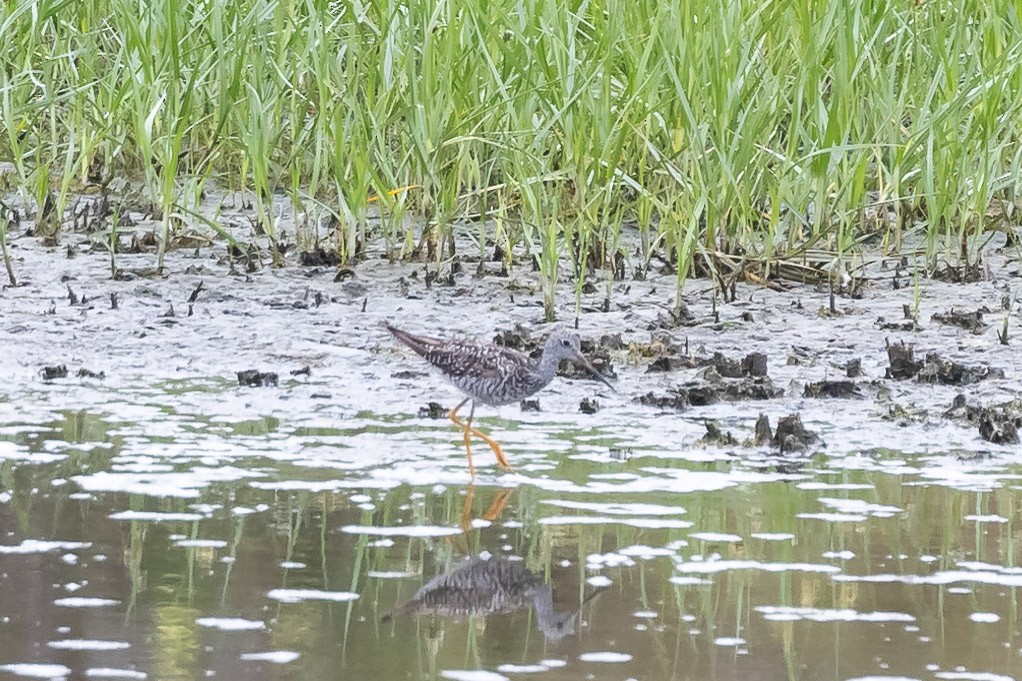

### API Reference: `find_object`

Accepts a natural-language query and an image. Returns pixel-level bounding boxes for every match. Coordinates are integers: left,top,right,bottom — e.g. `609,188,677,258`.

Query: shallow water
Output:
2,222,1022,680
1,390,1021,681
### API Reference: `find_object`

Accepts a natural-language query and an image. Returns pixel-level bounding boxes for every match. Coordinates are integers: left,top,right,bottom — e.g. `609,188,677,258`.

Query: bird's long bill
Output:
574,352,616,391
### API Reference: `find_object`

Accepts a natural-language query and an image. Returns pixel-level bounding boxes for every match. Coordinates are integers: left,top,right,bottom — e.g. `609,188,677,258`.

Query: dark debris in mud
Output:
699,420,738,446
579,397,600,414
769,414,822,454
41,365,68,380
885,342,1004,385
645,349,768,378
945,394,1022,445
638,364,782,411
237,369,279,387
932,308,988,333
879,401,929,426
803,380,863,399
391,370,428,380
520,399,540,412
418,402,446,419
299,246,341,267
931,261,986,284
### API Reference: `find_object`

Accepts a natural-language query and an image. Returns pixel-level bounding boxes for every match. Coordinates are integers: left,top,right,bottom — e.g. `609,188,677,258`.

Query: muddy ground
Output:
1,184,1020,460
3,183,1022,681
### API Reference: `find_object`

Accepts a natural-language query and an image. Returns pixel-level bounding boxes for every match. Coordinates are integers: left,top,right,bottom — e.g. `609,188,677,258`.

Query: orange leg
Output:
449,400,512,473
449,398,475,480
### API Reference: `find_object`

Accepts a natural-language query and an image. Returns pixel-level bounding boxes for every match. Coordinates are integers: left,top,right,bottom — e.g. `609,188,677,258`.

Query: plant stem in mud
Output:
540,217,560,323
0,211,16,287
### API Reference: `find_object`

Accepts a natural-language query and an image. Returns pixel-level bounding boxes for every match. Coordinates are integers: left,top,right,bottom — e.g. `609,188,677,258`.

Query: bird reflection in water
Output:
382,555,605,640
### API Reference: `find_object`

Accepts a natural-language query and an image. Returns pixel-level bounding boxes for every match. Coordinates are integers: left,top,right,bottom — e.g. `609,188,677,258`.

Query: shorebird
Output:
381,555,605,640
386,323,614,478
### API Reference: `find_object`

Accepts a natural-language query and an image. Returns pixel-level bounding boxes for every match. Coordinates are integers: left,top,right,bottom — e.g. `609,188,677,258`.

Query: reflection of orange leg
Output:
459,484,476,531
459,486,513,531
482,489,513,522
448,398,475,480
449,401,513,473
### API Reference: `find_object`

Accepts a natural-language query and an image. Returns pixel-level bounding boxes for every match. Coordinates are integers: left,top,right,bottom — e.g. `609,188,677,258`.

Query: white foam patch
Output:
85,669,147,679
714,637,745,646
935,673,1015,681
797,482,874,490
340,525,462,537
816,498,902,517
538,516,691,529
541,500,686,516
109,511,204,522
73,468,261,499
968,612,1001,623
439,671,509,681
751,533,795,541
0,540,90,554
844,677,921,681
833,571,1022,587
579,652,632,663
251,479,400,491
239,652,300,664
797,513,868,522
756,606,914,622
195,617,265,631
690,532,742,543
0,663,72,678
48,640,130,651
957,561,1022,574
267,589,359,603
54,598,120,608
496,664,547,674
668,576,713,586
918,466,1022,492
617,545,675,559
368,571,418,579
964,515,1008,523
173,539,228,549
822,551,856,560
675,560,840,574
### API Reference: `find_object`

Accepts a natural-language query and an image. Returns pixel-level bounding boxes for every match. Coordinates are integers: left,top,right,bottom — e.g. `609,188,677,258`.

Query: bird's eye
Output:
561,338,571,347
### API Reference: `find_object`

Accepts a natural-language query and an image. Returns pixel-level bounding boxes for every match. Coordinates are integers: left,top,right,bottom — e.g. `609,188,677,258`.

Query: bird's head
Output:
543,329,615,391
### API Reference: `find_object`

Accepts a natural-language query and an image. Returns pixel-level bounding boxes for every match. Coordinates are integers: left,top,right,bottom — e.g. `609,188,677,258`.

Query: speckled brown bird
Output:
386,323,614,478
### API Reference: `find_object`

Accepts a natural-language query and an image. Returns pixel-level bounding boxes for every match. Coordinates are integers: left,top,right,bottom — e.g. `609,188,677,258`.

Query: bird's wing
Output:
423,340,532,380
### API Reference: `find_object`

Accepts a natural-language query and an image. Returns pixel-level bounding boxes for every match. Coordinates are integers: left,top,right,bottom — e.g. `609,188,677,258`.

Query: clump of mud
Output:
755,413,822,453
642,339,768,377
41,365,68,380
418,402,446,419
520,399,540,412
638,353,781,410
945,394,1022,445
885,342,1004,385
803,380,863,399
699,420,738,446
237,370,278,387
579,397,600,414
931,308,988,334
